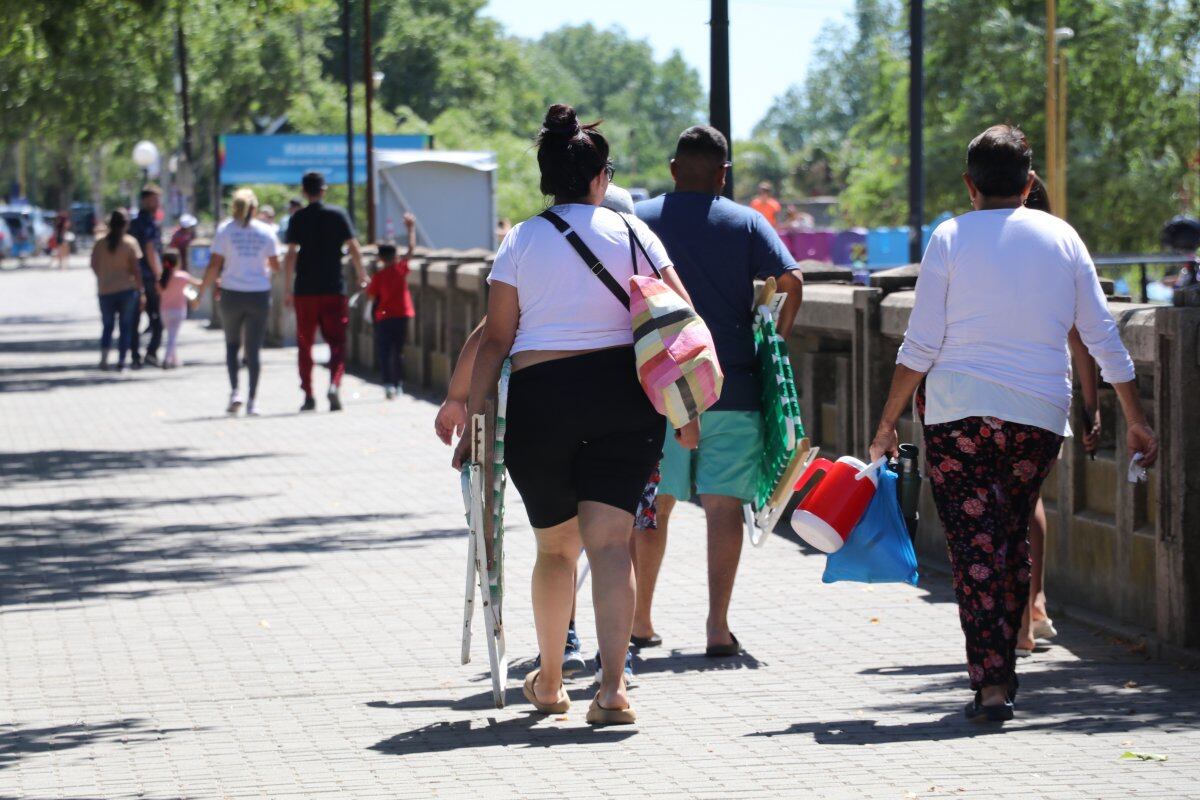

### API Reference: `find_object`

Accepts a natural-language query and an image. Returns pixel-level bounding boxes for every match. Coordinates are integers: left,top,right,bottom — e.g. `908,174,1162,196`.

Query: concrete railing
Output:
258,249,1197,652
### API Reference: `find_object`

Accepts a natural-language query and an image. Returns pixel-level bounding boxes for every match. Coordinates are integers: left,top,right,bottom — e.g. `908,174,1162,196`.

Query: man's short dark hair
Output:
301,172,326,196
377,243,398,261
289,197,303,209
140,184,162,199
674,125,729,164
967,125,1032,197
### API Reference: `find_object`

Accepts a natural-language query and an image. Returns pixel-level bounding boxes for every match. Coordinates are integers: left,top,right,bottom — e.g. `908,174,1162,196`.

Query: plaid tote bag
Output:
539,208,722,427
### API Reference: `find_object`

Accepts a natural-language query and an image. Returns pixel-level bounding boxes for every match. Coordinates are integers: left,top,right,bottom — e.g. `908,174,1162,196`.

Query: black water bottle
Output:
896,443,921,540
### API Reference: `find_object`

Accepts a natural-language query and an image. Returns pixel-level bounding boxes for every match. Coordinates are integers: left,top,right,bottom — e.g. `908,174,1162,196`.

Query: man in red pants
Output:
283,171,366,412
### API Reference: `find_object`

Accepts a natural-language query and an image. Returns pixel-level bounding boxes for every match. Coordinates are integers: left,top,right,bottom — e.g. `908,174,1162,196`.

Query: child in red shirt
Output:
367,212,417,398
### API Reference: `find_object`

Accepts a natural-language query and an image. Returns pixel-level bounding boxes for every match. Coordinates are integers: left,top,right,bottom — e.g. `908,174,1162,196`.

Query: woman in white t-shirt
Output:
869,125,1158,723
200,188,281,415
452,105,697,726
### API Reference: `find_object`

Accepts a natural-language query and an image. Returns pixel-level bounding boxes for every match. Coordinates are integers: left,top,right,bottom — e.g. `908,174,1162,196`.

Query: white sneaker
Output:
246,401,260,417
385,386,397,400
227,392,244,415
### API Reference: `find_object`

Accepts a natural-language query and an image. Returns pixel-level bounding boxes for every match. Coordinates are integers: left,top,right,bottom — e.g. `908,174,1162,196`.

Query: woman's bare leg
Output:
530,519,582,703
578,501,636,710
631,495,673,640
1018,494,1049,650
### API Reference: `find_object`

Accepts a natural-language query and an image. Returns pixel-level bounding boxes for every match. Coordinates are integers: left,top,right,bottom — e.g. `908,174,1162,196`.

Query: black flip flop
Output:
630,633,662,649
704,633,741,658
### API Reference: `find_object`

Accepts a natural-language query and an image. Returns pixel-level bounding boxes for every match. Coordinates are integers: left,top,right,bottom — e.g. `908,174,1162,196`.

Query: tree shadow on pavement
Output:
369,712,636,756
747,657,1200,745
0,718,191,771
2,448,274,485
0,337,100,354
0,506,455,607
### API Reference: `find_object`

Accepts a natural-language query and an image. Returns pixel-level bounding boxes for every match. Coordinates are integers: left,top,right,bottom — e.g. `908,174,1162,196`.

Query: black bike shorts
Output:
504,346,665,529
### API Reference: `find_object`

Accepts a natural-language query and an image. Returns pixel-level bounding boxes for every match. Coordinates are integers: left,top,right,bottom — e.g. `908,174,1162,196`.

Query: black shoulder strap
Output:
539,209,629,309
612,211,662,280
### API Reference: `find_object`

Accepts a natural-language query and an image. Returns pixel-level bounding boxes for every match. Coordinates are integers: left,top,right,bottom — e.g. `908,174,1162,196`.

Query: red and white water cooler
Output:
790,456,884,553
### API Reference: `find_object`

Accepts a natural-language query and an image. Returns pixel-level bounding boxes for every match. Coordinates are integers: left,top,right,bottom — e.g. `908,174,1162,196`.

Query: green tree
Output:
755,0,1200,252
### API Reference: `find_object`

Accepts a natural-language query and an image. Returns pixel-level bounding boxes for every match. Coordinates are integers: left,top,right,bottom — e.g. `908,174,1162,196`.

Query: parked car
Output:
0,205,53,259
0,221,11,262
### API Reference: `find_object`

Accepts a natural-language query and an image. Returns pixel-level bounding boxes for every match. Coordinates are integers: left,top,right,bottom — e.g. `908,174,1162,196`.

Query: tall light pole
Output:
363,0,377,242
908,0,925,264
1054,27,1073,217
343,0,355,224
710,0,733,199
1045,0,1058,216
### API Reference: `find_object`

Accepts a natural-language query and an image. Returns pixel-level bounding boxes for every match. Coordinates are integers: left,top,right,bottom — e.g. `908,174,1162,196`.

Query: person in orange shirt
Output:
750,181,782,228
367,212,417,399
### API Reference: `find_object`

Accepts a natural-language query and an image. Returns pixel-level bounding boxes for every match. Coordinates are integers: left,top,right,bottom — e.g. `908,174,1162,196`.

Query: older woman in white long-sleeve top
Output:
870,125,1158,723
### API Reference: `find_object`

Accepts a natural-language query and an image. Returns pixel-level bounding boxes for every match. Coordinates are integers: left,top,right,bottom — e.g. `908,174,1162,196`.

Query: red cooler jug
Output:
790,456,884,553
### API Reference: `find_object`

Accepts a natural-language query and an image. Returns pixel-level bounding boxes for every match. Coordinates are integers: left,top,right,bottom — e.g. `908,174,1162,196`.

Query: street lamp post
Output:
342,0,354,224
363,0,378,242
1054,27,1073,218
908,0,925,264
710,0,733,199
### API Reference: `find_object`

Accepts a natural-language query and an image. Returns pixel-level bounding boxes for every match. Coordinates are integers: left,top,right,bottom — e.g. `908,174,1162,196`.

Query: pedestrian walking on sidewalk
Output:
1013,173,1100,656
53,210,72,269
869,125,1159,722
159,249,201,369
200,188,281,416
283,171,367,412
635,126,803,657
90,209,145,372
366,213,417,399
436,183,661,686
452,104,698,725
129,185,164,368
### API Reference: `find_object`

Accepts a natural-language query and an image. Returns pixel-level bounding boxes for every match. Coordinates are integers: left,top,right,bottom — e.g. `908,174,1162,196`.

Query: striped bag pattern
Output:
629,274,724,428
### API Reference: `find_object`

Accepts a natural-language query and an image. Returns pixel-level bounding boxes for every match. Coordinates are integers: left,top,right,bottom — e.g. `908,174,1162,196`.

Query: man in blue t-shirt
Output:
635,125,802,657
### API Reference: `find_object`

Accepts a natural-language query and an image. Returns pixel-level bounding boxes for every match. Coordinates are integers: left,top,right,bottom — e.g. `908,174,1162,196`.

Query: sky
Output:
482,0,857,139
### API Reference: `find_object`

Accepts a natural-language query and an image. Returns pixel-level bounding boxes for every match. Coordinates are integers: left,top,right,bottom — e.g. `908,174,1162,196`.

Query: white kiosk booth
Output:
374,150,497,250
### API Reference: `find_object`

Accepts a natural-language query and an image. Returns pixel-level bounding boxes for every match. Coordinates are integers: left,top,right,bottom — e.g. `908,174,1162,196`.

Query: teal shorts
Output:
659,410,763,502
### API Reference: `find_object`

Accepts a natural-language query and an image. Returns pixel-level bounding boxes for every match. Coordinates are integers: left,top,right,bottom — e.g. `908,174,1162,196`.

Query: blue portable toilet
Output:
921,212,953,254
866,227,909,269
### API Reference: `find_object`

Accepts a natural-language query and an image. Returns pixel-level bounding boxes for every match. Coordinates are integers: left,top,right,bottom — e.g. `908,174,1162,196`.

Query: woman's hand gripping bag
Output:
822,468,919,585
629,275,723,428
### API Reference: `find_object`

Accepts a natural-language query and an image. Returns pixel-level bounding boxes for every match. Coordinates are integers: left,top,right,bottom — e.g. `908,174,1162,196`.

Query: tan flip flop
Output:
586,693,637,726
523,668,570,714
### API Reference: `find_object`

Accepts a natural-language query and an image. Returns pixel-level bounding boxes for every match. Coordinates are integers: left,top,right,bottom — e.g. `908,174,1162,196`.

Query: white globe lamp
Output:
132,140,159,170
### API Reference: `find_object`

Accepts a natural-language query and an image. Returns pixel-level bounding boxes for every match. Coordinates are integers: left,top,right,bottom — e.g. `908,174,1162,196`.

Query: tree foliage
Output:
752,0,1200,252
0,1,702,224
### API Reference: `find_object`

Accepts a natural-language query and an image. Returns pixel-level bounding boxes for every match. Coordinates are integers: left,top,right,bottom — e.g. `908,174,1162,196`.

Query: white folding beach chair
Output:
459,360,510,708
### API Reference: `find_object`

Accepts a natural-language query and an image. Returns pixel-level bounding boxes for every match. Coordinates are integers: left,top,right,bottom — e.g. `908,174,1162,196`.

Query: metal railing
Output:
1092,253,1195,303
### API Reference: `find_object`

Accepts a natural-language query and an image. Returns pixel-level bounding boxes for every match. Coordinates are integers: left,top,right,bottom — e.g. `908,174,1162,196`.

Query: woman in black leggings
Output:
200,188,281,415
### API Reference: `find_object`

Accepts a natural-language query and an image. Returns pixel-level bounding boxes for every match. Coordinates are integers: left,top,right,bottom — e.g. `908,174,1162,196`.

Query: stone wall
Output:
242,247,1198,652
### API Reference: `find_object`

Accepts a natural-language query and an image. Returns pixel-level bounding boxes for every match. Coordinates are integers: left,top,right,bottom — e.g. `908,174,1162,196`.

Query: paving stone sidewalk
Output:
1,263,1198,799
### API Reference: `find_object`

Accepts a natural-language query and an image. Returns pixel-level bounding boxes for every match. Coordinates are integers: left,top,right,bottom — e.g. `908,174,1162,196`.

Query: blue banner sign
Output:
219,134,429,185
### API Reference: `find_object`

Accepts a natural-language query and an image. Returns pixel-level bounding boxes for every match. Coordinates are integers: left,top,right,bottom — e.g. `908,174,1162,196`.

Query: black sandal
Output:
704,633,741,658
964,691,1014,722
631,633,662,649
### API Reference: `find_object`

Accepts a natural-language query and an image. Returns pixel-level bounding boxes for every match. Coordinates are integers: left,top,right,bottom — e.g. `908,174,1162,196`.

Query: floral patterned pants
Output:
923,415,1062,693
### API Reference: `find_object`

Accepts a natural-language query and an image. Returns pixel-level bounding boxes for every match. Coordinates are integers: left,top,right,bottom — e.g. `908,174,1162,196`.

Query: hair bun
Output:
542,103,580,137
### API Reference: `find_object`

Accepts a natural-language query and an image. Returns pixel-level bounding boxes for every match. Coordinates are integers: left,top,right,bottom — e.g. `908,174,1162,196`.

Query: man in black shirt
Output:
284,172,366,411
128,186,164,367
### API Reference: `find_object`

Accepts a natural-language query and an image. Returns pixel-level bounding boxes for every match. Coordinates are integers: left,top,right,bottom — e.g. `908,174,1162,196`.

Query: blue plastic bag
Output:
822,468,919,585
